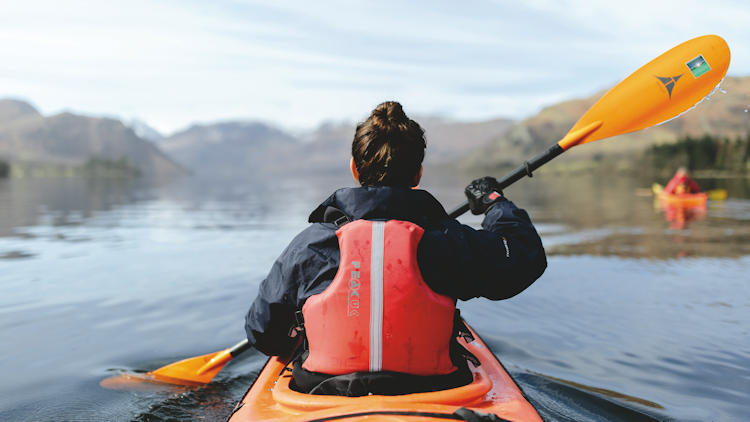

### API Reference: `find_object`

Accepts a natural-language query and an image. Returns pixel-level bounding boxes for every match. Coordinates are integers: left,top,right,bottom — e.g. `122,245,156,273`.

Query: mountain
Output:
0,99,185,180
0,99,41,125
159,121,298,179
128,119,164,142
464,76,750,170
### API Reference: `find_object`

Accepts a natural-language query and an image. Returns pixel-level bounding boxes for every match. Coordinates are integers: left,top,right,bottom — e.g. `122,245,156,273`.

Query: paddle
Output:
707,189,728,200
100,339,250,389
102,34,730,389
448,34,730,218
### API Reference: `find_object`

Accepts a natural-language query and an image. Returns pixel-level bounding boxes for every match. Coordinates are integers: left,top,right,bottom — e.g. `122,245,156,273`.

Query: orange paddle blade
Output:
559,35,730,150
100,372,195,391
147,348,233,384
100,348,233,390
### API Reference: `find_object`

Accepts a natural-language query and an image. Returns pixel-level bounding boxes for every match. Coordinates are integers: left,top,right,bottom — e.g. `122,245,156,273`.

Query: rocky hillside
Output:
0,99,185,180
464,76,750,170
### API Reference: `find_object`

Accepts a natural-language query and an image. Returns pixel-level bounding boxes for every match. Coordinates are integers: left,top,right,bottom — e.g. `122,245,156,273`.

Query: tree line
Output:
645,133,750,175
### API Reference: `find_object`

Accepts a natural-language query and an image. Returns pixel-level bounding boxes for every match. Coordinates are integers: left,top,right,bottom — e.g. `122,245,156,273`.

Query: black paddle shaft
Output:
448,144,565,218
230,339,251,357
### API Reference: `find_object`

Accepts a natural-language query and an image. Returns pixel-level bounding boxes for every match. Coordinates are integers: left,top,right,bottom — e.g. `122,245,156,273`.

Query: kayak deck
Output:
227,322,541,421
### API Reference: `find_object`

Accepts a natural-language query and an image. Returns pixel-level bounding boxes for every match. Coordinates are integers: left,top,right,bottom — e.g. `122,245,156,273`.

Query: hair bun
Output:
352,101,426,187
372,101,408,126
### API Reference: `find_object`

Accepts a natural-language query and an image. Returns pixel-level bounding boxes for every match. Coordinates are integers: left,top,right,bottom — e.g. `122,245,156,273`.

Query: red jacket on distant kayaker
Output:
664,167,700,195
244,101,547,395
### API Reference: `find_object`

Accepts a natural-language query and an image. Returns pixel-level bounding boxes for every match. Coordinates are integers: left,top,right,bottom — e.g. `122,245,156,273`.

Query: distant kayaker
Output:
664,167,700,195
244,101,547,396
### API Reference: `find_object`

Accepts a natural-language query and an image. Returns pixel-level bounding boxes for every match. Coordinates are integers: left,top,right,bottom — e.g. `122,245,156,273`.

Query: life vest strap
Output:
452,310,480,367
280,311,307,376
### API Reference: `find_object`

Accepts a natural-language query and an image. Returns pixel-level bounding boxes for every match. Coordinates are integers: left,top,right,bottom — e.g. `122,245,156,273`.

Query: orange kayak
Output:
652,183,709,208
659,191,708,208
227,320,542,421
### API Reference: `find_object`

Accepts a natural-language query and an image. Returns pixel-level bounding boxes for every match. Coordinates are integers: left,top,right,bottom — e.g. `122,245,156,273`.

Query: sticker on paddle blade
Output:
686,55,711,78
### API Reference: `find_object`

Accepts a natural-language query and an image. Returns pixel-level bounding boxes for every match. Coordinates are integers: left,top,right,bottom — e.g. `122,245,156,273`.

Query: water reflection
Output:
0,178,141,237
658,200,706,230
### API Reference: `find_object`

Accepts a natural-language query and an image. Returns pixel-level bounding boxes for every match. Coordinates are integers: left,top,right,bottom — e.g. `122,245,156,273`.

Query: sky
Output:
1,0,748,135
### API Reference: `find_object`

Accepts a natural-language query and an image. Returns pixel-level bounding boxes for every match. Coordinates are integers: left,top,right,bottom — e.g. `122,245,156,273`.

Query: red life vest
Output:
664,171,701,194
302,219,457,376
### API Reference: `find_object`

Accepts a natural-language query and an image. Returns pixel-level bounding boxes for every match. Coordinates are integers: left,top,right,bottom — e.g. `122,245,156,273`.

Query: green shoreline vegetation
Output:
645,133,750,177
6,157,141,179
466,132,749,178
525,132,750,178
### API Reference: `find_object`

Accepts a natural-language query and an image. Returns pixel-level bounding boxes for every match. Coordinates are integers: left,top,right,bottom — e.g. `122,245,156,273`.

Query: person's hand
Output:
465,176,505,215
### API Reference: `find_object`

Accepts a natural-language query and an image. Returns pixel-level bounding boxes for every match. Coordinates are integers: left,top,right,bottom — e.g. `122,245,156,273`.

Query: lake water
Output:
0,170,749,421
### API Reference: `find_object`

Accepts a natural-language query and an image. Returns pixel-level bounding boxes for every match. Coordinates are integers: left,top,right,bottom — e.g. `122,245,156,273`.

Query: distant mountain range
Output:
156,116,514,180
1,76,748,181
0,98,514,181
464,76,750,170
0,99,184,180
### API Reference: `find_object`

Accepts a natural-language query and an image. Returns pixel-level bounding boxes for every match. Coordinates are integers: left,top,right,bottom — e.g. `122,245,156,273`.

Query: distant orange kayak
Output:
652,183,709,208
659,191,708,208
227,320,542,422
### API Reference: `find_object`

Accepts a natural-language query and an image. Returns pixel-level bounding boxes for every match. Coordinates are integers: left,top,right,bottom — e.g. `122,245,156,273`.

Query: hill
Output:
464,76,750,170
0,99,41,124
0,100,185,180
159,121,298,180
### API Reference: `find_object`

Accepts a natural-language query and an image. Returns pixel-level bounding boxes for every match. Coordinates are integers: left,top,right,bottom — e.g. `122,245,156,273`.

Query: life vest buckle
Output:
288,310,306,338
333,215,350,227
453,310,475,344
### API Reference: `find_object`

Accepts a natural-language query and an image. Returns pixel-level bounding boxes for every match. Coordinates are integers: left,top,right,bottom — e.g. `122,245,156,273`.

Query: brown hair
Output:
352,101,426,187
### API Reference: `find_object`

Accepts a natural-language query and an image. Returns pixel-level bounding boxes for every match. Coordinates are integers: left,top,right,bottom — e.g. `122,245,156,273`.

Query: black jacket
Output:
245,186,547,356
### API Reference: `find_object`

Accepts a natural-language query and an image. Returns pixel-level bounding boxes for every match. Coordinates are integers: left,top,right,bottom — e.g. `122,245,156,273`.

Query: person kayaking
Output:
664,167,700,195
244,101,547,396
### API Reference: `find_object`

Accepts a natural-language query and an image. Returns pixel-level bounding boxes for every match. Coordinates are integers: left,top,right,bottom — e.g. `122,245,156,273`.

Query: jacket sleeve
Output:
244,224,338,356
418,199,547,301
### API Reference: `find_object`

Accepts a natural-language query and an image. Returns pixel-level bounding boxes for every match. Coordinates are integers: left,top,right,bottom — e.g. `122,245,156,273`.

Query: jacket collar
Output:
308,186,449,228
